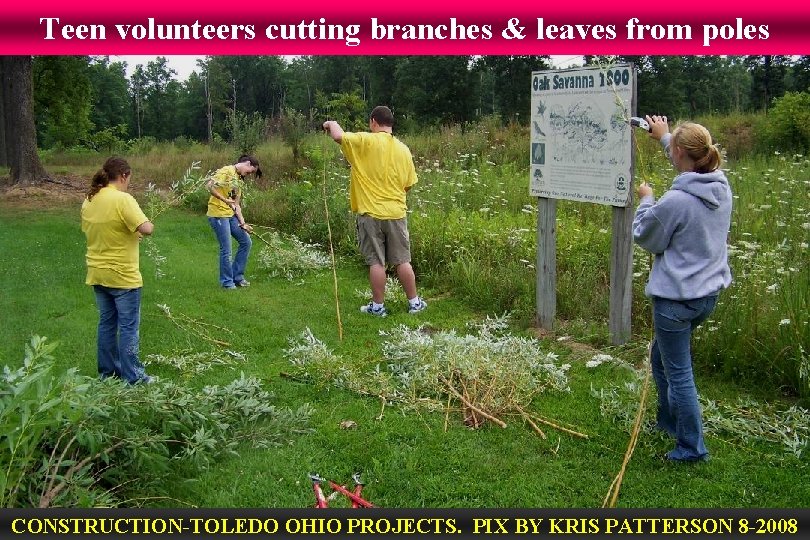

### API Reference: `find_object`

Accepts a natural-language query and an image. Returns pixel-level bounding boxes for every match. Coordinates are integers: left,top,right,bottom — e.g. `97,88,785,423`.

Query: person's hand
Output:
240,223,253,233
322,120,333,132
637,182,653,199
645,115,669,142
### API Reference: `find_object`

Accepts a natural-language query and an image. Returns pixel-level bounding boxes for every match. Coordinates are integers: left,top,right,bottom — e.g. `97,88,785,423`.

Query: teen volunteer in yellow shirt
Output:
81,157,154,384
205,155,261,289
323,106,426,317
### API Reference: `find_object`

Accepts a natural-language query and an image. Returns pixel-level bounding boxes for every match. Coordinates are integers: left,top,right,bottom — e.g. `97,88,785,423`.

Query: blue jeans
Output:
208,216,252,287
651,295,718,462
93,285,148,384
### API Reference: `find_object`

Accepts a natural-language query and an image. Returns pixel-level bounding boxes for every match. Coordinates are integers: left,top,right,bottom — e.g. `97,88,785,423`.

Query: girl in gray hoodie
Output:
633,116,732,462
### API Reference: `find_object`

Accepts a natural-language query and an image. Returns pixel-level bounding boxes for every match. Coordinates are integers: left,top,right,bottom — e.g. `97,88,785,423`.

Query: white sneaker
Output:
408,298,428,314
360,302,388,317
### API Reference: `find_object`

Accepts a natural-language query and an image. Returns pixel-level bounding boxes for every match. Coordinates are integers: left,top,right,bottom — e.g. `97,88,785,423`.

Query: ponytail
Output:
694,145,723,174
86,156,131,201
86,169,109,201
672,122,723,174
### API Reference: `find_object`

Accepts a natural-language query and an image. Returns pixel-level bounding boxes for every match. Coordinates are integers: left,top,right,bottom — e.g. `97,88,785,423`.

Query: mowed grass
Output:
1,201,808,508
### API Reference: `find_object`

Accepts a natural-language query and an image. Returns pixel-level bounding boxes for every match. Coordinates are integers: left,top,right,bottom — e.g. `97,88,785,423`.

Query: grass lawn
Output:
1,200,808,508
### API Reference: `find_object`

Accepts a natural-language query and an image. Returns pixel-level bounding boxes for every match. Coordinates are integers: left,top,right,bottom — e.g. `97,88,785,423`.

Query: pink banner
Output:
2,2,808,55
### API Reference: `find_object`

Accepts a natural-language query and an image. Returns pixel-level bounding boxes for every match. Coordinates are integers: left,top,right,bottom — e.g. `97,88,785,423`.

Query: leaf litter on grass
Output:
588,355,810,459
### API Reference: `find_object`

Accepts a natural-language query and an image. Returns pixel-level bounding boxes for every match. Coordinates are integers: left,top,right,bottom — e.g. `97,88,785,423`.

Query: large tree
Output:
0,56,47,184
790,56,810,92
476,56,552,123
88,57,130,132
33,56,93,148
394,56,477,127
746,55,790,111
141,57,181,140
197,56,233,142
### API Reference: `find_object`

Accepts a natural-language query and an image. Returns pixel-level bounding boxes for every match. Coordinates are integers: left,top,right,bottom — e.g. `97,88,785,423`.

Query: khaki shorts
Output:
356,215,411,266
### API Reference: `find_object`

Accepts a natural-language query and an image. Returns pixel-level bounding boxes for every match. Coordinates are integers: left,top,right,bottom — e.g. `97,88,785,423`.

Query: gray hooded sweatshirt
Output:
633,134,732,300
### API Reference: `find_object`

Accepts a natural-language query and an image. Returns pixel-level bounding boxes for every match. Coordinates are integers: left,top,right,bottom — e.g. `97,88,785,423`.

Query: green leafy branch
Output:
0,337,313,508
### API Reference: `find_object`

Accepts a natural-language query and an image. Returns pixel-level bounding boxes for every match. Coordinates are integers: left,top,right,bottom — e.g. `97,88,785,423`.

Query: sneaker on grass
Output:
408,298,428,314
360,302,388,317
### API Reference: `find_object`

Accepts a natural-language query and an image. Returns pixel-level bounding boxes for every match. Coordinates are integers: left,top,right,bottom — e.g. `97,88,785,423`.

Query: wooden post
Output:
536,197,557,330
608,65,639,346
609,205,634,344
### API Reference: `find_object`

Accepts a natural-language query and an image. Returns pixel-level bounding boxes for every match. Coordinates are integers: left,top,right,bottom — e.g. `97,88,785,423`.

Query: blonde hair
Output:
671,122,723,174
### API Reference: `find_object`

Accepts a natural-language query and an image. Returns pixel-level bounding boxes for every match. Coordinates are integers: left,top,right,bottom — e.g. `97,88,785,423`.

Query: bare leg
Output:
369,264,387,303
396,262,418,300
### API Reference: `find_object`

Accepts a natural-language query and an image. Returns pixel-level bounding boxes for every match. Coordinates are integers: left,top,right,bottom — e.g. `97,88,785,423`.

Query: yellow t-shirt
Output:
340,132,418,220
81,185,149,288
206,165,242,218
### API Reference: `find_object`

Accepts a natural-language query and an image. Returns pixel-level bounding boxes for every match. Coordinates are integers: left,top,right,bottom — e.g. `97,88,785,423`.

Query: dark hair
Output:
237,154,262,179
87,156,131,201
370,106,394,127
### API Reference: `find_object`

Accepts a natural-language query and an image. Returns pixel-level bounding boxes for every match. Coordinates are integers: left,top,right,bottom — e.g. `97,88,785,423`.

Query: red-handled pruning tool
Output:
310,473,375,508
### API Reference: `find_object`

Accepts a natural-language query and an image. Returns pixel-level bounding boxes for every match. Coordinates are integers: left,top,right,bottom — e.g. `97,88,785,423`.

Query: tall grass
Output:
696,153,809,395
37,115,810,397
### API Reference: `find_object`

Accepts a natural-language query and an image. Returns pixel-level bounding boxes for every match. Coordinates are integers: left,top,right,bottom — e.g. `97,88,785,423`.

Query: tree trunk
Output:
0,60,7,167
205,70,213,144
1,56,47,184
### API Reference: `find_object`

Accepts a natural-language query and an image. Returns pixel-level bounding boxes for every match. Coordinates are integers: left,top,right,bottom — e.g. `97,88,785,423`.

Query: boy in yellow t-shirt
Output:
81,157,154,385
323,106,426,317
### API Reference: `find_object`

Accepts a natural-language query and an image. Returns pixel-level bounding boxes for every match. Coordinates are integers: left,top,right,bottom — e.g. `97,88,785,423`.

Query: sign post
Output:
530,64,637,344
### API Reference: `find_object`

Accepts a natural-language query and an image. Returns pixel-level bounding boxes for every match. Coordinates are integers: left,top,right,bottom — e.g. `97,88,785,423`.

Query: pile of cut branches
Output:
285,315,585,439
254,227,331,281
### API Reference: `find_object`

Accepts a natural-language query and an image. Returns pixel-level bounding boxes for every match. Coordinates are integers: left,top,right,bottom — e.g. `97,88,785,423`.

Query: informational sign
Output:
530,65,635,207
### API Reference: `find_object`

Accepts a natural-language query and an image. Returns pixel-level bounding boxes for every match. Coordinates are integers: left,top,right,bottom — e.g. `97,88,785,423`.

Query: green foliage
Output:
87,58,131,134
279,107,309,162
228,110,266,155
314,91,368,132
247,145,354,252
172,135,194,150
146,350,246,375
129,136,159,154
475,56,552,121
0,337,312,507
84,124,130,154
0,336,82,507
137,58,183,141
695,153,810,396
32,110,810,397
697,113,768,160
27,55,810,152
764,92,810,153
394,57,477,127
33,56,94,149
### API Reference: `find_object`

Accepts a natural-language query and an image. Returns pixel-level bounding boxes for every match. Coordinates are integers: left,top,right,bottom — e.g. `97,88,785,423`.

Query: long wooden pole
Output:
322,138,344,341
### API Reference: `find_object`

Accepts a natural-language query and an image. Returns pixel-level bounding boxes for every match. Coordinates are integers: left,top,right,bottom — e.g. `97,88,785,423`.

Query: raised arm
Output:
323,120,345,144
